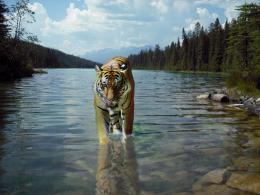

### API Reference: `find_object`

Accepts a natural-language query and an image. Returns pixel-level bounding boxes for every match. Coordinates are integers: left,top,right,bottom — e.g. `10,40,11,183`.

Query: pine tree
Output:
197,27,209,70
244,3,260,71
222,20,230,71
128,3,259,73
212,18,224,72
174,38,181,70
235,4,252,70
181,28,189,70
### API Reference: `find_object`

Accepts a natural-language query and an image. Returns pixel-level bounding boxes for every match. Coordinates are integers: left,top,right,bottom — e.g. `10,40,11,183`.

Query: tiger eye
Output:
120,63,127,70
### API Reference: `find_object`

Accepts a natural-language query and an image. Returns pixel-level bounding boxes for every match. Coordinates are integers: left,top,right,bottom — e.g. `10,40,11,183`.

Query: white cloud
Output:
172,26,182,32
185,7,218,31
151,0,168,14
27,1,160,54
25,0,257,56
45,3,109,35
194,0,259,20
173,0,190,12
196,7,218,19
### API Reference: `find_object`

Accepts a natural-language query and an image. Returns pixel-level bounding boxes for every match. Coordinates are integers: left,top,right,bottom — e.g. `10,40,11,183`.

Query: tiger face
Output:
95,68,125,107
95,57,133,109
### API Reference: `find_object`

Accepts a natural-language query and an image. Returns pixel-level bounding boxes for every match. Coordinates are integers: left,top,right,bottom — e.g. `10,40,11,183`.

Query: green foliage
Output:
0,39,32,80
129,2,260,93
23,63,34,75
129,3,260,74
0,0,98,81
9,0,36,41
226,71,260,96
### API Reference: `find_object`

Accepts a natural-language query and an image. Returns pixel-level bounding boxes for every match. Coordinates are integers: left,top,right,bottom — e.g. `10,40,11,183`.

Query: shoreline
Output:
197,87,260,117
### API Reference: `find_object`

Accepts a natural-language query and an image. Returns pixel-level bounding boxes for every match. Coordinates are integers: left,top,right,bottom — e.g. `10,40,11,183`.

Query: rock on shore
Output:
196,88,260,117
192,168,260,195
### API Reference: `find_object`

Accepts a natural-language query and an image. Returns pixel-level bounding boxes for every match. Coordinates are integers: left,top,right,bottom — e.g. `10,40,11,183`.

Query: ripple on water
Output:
0,69,259,194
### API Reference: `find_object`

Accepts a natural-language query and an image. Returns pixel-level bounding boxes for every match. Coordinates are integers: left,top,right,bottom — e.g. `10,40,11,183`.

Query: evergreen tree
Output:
128,3,260,74
181,28,189,70
212,18,224,72
222,20,230,71
197,27,209,70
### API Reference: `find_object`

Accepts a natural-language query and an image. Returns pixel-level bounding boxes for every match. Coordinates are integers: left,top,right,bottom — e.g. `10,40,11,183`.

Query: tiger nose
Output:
106,88,114,100
107,79,116,88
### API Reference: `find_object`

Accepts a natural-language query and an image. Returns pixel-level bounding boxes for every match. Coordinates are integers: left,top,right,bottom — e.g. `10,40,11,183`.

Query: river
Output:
0,69,259,194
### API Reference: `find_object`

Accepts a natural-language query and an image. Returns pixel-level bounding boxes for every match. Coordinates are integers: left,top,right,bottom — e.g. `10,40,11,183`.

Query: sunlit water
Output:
0,69,259,194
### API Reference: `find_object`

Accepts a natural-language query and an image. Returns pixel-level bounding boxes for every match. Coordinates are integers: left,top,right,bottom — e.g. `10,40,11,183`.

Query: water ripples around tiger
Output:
0,69,259,194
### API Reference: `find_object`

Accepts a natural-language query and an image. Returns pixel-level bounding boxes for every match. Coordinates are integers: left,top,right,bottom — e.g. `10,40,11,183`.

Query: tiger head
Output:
95,57,133,108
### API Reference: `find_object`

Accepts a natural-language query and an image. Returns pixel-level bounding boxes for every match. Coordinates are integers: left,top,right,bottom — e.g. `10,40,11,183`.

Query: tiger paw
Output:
99,137,110,145
121,132,127,144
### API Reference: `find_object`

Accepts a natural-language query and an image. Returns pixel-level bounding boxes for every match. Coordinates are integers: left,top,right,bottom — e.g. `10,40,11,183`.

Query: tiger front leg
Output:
121,110,127,142
95,106,110,145
108,108,121,134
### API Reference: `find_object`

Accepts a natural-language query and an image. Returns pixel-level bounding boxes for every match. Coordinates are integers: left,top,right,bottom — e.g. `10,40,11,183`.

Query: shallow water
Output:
0,69,259,194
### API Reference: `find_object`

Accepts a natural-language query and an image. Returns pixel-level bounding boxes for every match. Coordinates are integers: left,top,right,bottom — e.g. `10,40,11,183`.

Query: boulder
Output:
193,184,254,195
226,172,260,194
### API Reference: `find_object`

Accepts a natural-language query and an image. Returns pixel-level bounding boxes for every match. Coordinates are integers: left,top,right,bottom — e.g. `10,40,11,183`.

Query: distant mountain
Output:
25,42,100,68
82,46,152,64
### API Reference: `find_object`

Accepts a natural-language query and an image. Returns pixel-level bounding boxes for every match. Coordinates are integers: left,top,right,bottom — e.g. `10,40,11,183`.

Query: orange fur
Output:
94,57,135,144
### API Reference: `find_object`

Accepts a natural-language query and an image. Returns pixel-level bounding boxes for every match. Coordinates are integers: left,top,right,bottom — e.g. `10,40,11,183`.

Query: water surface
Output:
0,69,259,194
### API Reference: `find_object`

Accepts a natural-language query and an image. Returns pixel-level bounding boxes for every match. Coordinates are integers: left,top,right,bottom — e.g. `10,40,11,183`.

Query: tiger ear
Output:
95,65,102,73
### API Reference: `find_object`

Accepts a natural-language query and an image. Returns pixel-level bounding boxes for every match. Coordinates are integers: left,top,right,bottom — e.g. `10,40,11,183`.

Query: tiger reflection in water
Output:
94,57,138,194
96,137,140,195
93,57,134,144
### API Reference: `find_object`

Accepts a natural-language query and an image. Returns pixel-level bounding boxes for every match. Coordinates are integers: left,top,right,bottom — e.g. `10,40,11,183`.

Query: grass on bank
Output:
226,71,260,98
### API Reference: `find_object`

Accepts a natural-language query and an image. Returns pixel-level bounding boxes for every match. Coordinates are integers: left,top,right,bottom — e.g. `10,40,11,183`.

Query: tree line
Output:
0,0,97,81
128,3,260,73
21,41,98,69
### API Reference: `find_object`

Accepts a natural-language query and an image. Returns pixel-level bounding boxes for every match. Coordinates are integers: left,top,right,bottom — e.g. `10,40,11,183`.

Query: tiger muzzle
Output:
103,87,118,107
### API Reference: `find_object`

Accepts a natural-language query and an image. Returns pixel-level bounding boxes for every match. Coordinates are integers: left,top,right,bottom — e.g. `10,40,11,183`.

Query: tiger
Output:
93,56,135,144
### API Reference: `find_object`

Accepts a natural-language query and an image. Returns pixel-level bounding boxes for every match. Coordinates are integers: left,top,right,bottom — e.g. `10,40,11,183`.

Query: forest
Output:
128,3,260,73
0,0,97,81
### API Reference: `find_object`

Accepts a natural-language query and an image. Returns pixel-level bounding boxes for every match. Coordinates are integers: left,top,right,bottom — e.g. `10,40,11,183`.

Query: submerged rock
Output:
140,191,156,195
193,184,254,195
192,169,228,191
232,157,260,172
203,169,229,184
172,192,190,195
226,172,260,194
196,93,210,99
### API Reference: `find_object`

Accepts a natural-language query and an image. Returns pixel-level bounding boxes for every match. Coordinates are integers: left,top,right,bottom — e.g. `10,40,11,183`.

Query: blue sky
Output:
4,0,258,55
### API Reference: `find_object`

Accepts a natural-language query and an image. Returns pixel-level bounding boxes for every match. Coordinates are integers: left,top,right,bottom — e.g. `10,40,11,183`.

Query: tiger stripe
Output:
93,56,135,144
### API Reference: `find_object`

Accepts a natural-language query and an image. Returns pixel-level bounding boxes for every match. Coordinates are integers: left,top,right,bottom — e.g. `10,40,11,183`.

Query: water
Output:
0,69,259,194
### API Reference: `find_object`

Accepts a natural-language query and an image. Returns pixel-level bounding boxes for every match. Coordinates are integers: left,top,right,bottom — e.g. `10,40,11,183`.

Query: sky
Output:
4,0,258,56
